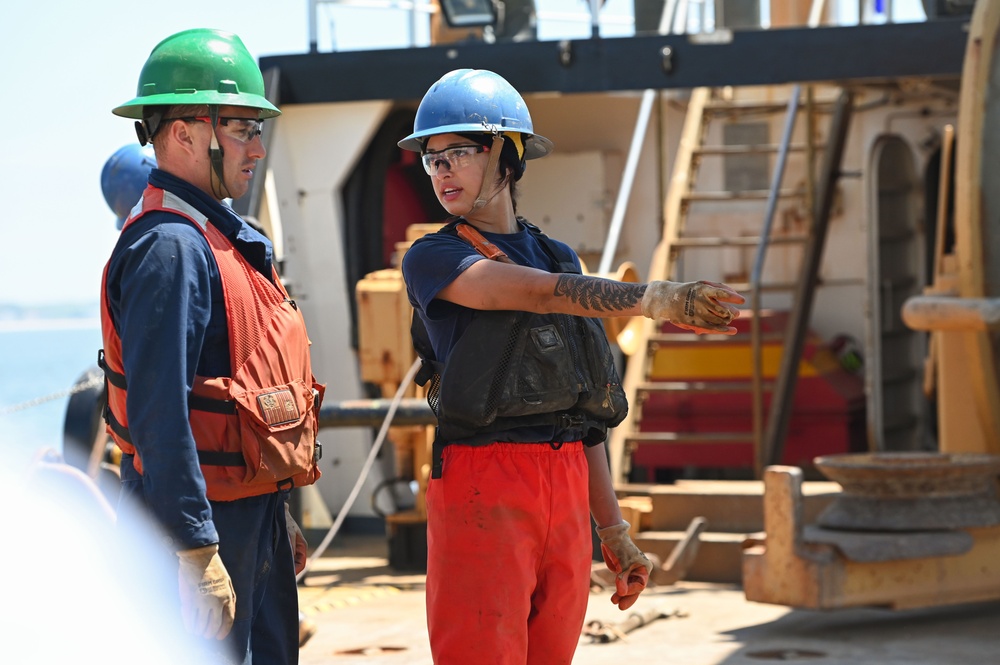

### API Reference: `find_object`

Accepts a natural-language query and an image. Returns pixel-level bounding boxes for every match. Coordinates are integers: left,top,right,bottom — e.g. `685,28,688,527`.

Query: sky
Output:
1,0,922,308
2,1,314,307
0,0,632,308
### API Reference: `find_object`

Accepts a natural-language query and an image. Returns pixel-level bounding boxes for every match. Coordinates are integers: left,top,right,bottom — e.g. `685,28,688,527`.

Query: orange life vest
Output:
100,185,324,502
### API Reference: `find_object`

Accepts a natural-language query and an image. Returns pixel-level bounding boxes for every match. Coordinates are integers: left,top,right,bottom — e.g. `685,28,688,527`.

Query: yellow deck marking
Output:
299,585,402,616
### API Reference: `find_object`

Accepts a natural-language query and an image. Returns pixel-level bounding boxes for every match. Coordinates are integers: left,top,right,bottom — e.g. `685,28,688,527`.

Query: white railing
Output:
308,0,653,52
306,0,929,53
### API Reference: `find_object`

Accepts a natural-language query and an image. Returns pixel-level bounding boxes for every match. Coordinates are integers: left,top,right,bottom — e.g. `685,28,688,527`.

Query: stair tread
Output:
681,189,804,202
647,331,785,344
721,281,799,292
637,380,773,393
648,479,841,496
615,483,659,497
672,235,809,246
703,99,838,114
637,530,752,541
625,432,753,443
694,142,824,155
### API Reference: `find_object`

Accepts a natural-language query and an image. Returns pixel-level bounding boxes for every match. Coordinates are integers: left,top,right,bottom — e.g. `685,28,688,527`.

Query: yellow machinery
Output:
355,224,436,567
742,0,1000,611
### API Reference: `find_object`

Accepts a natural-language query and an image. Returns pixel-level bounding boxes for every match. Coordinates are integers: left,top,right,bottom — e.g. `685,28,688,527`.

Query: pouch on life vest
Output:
100,186,324,501
185,295,326,501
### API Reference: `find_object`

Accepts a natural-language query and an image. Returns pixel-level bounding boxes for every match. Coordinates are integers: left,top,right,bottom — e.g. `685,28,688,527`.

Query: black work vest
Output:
410,219,628,452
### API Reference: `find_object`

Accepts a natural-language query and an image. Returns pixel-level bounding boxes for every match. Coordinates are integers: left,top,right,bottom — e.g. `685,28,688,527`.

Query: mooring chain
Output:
0,371,103,415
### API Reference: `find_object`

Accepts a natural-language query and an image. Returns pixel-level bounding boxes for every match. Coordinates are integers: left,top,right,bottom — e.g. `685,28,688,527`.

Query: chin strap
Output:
471,134,506,211
207,107,231,200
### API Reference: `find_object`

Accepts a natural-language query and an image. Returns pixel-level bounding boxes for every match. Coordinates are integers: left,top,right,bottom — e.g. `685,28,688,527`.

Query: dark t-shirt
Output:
401,219,585,445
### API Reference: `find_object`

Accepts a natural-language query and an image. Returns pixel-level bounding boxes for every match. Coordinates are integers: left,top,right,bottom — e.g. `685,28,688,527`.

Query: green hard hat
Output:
113,28,280,120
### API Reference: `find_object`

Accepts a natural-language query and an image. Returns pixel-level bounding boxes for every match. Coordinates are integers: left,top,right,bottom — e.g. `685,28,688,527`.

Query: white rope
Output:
296,357,423,582
0,371,103,415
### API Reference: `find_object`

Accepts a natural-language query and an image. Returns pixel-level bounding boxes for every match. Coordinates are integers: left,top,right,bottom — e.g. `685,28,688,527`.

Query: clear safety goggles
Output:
173,116,264,144
421,144,489,176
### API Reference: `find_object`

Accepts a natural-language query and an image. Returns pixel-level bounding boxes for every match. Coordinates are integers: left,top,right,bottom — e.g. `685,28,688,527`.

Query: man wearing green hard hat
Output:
100,29,324,664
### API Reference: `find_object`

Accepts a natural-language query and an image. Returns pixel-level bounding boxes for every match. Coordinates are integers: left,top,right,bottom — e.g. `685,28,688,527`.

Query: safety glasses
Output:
172,116,264,144
421,144,488,176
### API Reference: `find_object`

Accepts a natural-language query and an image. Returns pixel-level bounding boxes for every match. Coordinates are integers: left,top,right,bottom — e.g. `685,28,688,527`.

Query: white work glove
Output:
176,543,236,639
641,280,744,334
285,501,308,575
596,521,654,611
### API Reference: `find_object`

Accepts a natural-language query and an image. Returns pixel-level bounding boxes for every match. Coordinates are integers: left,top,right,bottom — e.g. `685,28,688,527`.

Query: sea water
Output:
0,319,103,470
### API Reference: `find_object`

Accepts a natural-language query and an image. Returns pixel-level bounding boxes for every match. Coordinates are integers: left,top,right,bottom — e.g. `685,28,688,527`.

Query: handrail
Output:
307,0,924,53
751,0,825,474
309,0,637,52
808,0,827,27
597,0,681,275
309,0,433,51
761,89,854,471
750,85,801,475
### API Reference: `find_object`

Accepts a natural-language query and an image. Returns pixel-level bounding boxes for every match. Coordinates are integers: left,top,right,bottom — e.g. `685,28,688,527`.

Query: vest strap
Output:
188,394,238,414
197,450,245,467
104,404,133,445
98,349,127,390
431,435,445,480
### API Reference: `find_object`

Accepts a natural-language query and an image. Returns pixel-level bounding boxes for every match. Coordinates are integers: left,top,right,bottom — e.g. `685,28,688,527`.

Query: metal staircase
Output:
609,86,852,582
607,85,856,580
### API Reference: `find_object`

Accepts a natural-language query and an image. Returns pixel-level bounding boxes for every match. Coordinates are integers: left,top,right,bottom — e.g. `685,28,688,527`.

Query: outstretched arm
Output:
438,259,745,334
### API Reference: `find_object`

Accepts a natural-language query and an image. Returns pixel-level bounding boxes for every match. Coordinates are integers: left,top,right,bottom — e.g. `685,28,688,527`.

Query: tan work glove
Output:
176,543,236,640
641,280,744,334
597,521,654,611
285,501,308,575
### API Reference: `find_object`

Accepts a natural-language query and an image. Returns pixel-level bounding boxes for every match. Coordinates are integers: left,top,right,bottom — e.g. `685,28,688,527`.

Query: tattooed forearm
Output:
553,275,647,313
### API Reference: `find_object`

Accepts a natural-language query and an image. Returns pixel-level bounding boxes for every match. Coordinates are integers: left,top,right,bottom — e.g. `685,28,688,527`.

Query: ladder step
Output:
625,432,752,444
647,331,785,345
637,380,773,394
723,281,799,292
682,189,804,202
671,235,809,248
703,100,838,116
694,143,824,156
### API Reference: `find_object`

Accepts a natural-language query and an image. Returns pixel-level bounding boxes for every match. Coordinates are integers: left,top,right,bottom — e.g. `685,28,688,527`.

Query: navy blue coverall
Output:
105,169,298,665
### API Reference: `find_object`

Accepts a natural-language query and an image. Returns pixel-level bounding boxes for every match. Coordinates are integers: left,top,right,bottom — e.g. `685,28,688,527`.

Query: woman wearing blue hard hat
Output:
400,69,744,663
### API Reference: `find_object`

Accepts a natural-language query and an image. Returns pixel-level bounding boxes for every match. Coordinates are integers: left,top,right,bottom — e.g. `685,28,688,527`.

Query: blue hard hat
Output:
101,144,156,229
398,69,553,159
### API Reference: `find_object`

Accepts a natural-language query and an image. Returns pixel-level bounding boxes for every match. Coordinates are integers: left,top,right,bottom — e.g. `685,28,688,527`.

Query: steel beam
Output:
261,19,968,105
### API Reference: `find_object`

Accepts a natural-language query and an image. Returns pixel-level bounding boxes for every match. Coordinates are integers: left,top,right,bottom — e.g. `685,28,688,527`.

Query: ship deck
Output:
297,533,1000,664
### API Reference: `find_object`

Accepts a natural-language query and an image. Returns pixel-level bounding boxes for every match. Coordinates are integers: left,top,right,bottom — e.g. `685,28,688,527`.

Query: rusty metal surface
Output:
802,525,973,562
816,494,1000,531
743,466,1000,611
813,452,1000,498
902,296,1000,332
654,516,708,586
812,452,1000,530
